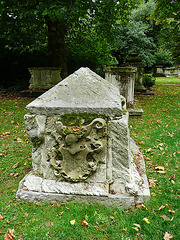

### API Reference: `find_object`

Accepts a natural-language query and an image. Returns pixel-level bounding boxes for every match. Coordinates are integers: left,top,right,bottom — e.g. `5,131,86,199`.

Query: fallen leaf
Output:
170,174,175,179
168,133,174,137
158,143,164,146
14,173,19,177
168,210,175,214
133,223,141,229
16,138,23,143
148,179,157,187
12,163,19,169
70,220,76,225
58,211,64,216
132,227,139,232
109,190,117,194
158,170,166,174
0,214,3,219
136,204,146,209
171,180,175,184
163,232,173,240
123,227,127,231
146,161,153,166
94,226,99,230
155,166,164,171
161,215,173,221
109,216,115,221
3,229,15,240
159,205,166,210
143,218,150,224
81,219,88,227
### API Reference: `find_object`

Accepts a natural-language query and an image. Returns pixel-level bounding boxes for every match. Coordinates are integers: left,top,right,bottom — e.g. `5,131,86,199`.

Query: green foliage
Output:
154,50,174,66
112,20,156,66
143,74,155,88
152,0,180,25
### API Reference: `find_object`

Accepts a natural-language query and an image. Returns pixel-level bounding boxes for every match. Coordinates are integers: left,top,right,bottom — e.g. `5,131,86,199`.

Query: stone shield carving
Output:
48,118,107,182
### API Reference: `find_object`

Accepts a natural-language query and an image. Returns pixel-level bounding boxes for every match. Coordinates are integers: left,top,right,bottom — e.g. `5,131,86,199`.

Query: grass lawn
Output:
0,77,179,239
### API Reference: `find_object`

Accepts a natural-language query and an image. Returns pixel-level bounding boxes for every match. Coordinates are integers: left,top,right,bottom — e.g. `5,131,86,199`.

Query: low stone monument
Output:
28,67,62,90
16,67,150,208
126,53,146,93
104,66,136,108
164,67,171,76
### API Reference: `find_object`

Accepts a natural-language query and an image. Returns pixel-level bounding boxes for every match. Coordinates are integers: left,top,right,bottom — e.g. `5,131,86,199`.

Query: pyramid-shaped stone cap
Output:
26,67,122,117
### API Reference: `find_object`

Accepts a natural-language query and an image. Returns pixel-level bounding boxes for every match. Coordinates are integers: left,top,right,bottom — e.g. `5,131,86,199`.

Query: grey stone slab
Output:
19,172,109,196
26,67,122,117
16,189,135,209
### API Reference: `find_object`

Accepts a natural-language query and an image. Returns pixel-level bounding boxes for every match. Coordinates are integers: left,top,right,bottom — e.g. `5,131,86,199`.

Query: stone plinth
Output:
17,67,150,208
29,67,62,90
104,66,136,108
126,54,146,92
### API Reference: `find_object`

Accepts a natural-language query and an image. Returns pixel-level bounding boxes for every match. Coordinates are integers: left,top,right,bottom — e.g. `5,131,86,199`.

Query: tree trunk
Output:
47,20,68,79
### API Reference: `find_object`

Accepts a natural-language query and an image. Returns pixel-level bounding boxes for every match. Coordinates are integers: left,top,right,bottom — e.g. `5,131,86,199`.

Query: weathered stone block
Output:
17,67,150,208
29,67,62,90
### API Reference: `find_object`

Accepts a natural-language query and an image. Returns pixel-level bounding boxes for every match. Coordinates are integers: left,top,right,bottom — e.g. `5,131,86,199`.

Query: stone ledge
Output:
16,189,135,209
128,109,143,118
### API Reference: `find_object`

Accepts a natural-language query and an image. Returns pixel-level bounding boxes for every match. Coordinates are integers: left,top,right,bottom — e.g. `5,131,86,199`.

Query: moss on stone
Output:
58,113,110,127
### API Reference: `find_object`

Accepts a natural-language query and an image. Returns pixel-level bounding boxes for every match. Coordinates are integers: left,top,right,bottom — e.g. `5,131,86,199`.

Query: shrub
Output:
143,75,155,89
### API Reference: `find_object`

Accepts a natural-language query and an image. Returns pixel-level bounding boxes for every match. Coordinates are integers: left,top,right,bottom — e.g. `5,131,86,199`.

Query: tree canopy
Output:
0,0,139,77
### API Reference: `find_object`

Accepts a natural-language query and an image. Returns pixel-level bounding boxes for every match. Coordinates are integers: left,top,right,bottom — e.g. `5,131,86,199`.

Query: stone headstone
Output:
16,67,150,208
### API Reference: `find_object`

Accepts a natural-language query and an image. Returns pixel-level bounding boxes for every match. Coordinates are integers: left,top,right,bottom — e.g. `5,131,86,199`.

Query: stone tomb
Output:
16,67,150,208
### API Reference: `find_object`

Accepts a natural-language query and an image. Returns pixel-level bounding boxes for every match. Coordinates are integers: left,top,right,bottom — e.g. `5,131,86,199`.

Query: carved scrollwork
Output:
49,118,107,182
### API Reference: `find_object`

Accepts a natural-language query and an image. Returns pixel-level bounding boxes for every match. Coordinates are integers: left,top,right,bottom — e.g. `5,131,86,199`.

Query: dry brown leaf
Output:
109,216,115,221
133,223,141,229
14,173,19,177
147,161,153,166
168,210,175,214
132,227,139,232
94,226,99,230
16,138,23,143
155,166,164,171
136,204,146,209
158,205,166,210
58,211,64,216
163,232,173,240
3,229,15,240
170,174,175,179
12,163,19,169
0,214,3,220
161,215,173,221
81,219,88,227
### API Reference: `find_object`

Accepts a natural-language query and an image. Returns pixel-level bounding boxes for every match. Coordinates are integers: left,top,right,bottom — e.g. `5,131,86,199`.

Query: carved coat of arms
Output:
48,118,107,182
